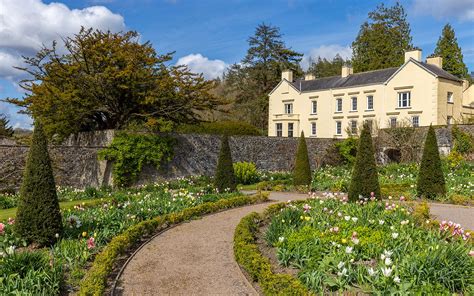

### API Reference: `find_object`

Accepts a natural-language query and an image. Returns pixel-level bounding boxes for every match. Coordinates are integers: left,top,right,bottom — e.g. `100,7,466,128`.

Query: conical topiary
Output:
214,134,237,192
416,125,446,199
348,123,380,201
293,131,312,186
15,122,62,246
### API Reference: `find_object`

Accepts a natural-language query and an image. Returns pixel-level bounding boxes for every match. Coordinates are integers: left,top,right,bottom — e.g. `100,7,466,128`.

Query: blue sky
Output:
1,0,473,129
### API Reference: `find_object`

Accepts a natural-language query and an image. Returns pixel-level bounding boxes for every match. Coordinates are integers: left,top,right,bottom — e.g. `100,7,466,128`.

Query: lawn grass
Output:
0,197,111,221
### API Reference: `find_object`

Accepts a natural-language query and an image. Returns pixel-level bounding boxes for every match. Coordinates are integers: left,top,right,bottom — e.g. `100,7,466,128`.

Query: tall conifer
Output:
433,24,468,79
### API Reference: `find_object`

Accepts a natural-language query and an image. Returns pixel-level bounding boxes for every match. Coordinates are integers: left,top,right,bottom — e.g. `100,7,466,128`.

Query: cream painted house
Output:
268,49,474,138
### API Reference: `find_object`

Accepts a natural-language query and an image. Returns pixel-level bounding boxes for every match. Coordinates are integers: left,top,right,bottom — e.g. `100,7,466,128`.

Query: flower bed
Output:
263,194,473,294
0,179,266,295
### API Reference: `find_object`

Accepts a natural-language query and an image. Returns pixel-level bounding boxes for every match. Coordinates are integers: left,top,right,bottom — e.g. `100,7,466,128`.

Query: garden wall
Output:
0,125,472,190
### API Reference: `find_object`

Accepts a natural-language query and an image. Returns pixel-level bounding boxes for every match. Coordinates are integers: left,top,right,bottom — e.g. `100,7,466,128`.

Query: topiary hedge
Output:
214,134,237,192
293,131,312,186
79,192,269,296
176,121,262,136
234,203,311,296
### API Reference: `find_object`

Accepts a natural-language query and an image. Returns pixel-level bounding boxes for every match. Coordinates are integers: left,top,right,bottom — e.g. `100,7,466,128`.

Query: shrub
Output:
233,162,259,185
176,121,262,136
15,122,62,246
348,123,380,201
99,132,175,187
451,125,473,154
335,137,358,165
293,131,312,186
214,135,237,192
417,125,446,199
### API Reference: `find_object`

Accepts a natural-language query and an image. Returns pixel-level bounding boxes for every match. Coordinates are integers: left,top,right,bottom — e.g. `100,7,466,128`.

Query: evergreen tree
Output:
15,122,62,246
352,2,413,72
293,131,312,186
307,54,349,78
0,114,14,137
348,123,380,201
214,134,237,192
433,24,468,79
225,23,303,130
416,125,446,199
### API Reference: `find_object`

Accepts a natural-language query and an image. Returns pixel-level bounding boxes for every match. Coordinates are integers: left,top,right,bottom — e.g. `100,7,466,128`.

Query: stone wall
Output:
1,125,472,191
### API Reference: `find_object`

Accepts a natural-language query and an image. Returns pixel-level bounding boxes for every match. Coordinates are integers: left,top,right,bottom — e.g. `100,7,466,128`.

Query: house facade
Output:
268,49,474,138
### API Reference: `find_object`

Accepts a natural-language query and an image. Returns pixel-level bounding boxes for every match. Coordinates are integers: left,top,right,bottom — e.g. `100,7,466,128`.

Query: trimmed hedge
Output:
176,121,262,136
293,131,312,186
214,134,237,192
78,193,269,296
234,203,311,296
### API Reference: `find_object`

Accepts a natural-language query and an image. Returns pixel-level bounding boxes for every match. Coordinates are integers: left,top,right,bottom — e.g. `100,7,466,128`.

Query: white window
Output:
365,119,373,132
447,92,454,103
288,123,294,137
367,95,374,110
284,103,293,114
276,123,282,137
351,97,357,111
390,117,397,128
311,122,317,136
398,92,411,108
350,120,358,134
336,121,342,135
311,100,317,114
336,98,342,112
412,116,419,127
447,116,453,126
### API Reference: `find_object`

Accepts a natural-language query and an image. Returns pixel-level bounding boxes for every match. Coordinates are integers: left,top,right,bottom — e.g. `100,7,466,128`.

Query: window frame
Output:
311,122,317,136
288,122,294,137
311,100,317,114
447,92,454,103
351,97,358,111
350,120,358,134
390,117,397,128
397,91,411,108
335,121,342,135
335,98,343,112
366,95,374,110
411,116,419,127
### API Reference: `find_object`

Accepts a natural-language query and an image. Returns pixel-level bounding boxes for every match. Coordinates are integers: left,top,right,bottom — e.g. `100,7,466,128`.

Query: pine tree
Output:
214,134,237,192
0,114,14,137
416,125,446,199
293,131,312,186
433,24,468,79
15,122,62,246
352,2,413,72
307,54,349,78
348,123,380,201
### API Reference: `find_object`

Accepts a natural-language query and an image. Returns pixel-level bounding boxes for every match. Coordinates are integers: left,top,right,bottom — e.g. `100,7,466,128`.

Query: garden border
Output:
78,192,269,296
233,200,311,296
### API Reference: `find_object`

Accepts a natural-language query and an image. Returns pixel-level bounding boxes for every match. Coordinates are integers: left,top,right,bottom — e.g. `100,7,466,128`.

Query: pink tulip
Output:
87,237,95,249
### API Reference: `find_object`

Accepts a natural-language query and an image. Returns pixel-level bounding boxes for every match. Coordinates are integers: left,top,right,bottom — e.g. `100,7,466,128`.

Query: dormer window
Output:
284,103,293,114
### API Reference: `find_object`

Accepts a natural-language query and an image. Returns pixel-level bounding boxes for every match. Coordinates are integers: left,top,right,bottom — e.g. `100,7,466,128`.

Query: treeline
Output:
1,2,470,138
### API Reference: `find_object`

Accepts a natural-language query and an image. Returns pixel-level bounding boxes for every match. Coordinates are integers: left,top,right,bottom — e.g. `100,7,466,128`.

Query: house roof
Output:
290,59,461,93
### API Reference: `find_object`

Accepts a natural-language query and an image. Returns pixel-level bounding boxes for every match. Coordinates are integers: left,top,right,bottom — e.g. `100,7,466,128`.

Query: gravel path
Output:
116,192,473,295
116,192,308,296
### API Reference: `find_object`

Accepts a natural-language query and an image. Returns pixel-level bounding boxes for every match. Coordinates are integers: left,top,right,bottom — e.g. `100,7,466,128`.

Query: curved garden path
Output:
116,192,473,295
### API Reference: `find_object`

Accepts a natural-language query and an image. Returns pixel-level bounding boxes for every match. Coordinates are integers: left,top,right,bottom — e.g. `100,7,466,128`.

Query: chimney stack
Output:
304,73,315,80
341,65,353,78
281,69,293,81
404,49,422,62
426,56,443,68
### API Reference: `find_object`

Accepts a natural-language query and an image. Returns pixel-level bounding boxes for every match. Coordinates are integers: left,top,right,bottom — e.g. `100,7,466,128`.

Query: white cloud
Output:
301,44,352,70
0,0,126,80
413,0,474,21
176,54,227,80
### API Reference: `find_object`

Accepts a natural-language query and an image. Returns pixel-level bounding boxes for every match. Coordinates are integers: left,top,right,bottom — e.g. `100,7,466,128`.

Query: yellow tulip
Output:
341,239,347,244
82,232,87,237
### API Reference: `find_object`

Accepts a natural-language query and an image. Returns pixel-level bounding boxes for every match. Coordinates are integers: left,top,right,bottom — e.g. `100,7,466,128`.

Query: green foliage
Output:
224,23,303,130
451,125,473,154
233,162,259,185
307,54,350,78
99,132,174,187
15,122,62,246
417,126,446,199
335,137,358,165
177,121,262,136
348,124,380,201
6,28,224,141
293,132,312,186
0,114,14,137
214,135,237,192
79,192,268,296
234,206,310,296
352,2,413,72
433,24,468,78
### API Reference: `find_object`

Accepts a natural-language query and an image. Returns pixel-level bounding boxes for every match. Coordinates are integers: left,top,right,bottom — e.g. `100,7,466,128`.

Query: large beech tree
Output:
6,28,223,140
